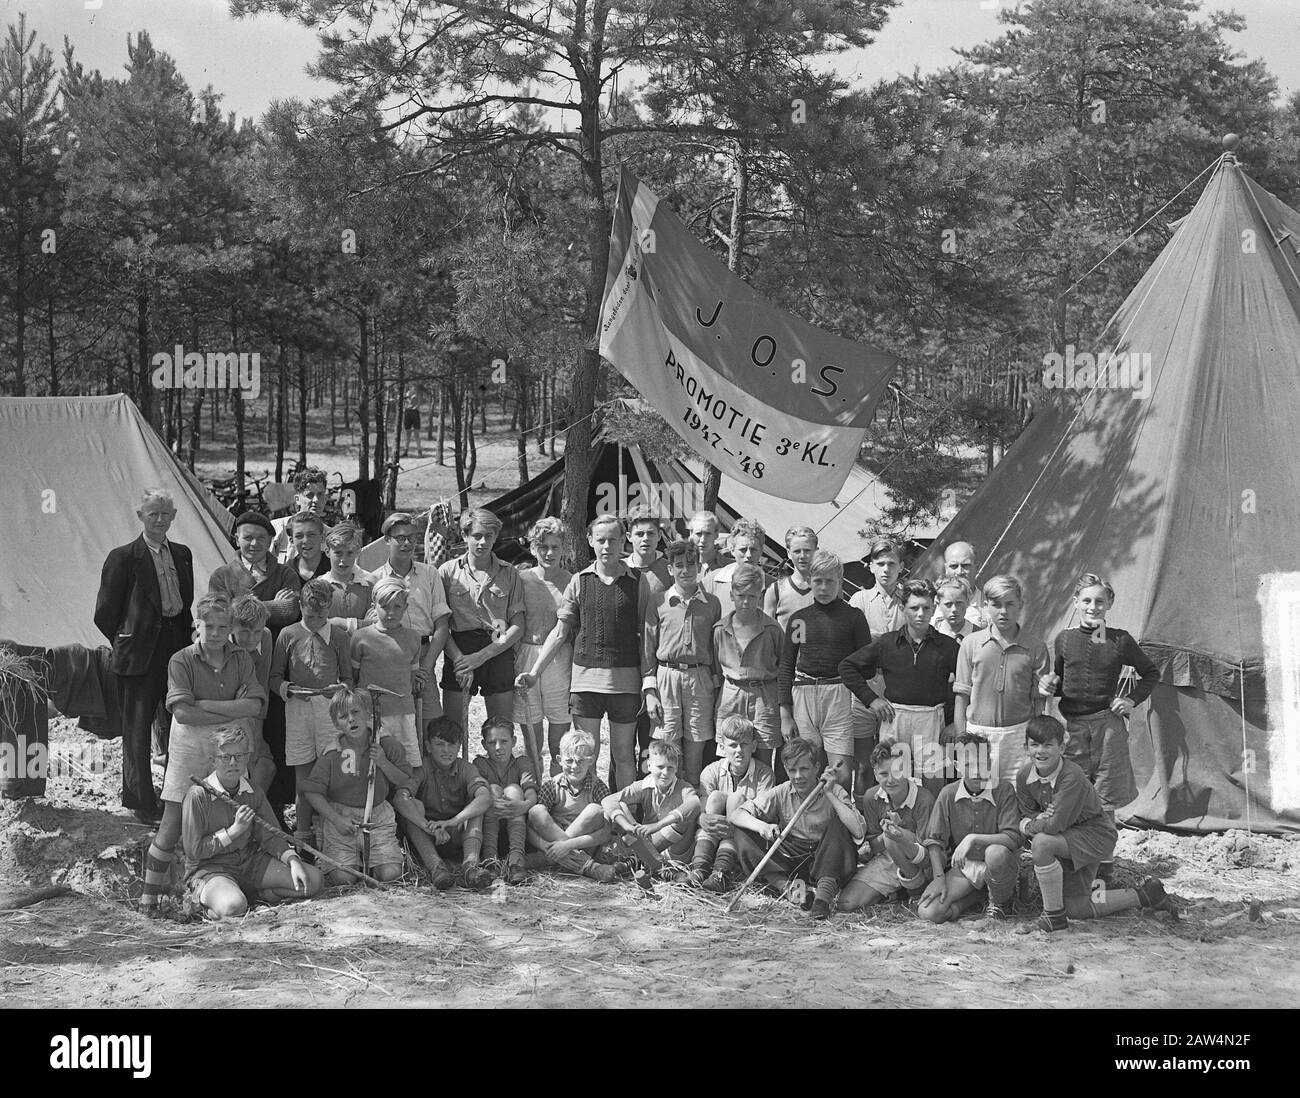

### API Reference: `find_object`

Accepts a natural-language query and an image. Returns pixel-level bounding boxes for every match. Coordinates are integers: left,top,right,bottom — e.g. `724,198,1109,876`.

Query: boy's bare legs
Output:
544,720,569,775
258,858,326,899
918,869,982,923
608,719,637,792
837,881,889,911
195,876,250,919
571,716,606,782
293,761,316,839
142,801,184,913
852,737,875,798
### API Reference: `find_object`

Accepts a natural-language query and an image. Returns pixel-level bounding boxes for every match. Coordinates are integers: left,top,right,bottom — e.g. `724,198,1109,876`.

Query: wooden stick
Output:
515,683,545,782
725,783,826,914
187,776,382,887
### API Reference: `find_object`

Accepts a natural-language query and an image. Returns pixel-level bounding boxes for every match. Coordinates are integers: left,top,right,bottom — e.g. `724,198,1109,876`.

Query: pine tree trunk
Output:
188,392,203,472
329,366,337,447
437,381,447,466
515,368,529,484
232,306,246,496
47,294,58,396
357,311,371,481
297,344,308,468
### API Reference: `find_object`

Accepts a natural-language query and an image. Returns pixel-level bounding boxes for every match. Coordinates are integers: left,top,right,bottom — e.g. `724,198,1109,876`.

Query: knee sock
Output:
713,839,737,877
507,816,527,862
462,827,483,863
141,843,173,908
814,875,838,904
1035,858,1065,913
692,833,718,872
656,823,685,853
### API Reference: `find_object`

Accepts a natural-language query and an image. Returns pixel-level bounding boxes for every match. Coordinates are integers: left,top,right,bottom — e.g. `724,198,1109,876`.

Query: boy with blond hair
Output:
933,577,978,640
351,576,424,774
688,716,774,891
525,728,622,883
703,517,767,618
602,739,700,878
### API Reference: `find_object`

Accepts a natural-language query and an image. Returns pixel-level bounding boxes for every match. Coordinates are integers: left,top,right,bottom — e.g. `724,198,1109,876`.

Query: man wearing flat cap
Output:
210,511,303,636
370,512,452,728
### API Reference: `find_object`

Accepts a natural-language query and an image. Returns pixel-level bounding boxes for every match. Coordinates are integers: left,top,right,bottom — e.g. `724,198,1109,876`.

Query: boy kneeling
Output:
181,725,323,919
395,717,494,890
839,740,937,911
602,739,701,879
730,737,865,920
918,732,1020,922
299,685,411,885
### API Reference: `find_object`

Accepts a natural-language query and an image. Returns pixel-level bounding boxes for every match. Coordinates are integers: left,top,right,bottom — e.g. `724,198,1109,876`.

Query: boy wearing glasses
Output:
181,725,323,920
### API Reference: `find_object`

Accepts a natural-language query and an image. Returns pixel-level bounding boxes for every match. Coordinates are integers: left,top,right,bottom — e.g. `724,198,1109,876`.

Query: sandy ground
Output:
3,718,1299,1009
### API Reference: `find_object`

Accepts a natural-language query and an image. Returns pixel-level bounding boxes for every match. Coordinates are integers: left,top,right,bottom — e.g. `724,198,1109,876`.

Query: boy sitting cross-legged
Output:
601,739,701,880
688,716,774,891
181,724,323,919
918,732,1021,923
298,685,411,885
394,716,494,890
838,740,937,912
473,717,539,886
526,728,623,883
730,737,866,920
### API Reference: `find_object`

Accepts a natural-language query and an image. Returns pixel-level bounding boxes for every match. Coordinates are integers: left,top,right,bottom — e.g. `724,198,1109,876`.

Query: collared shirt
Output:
287,549,331,582
518,566,571,643
181,772,289,880
740,781,862,850
323,569,375,624
439,553,526,635
839,626,959,708
643,584,721,688
557,562,652,694
712,611,783,684
850,584,904,637
701,561,766,620
698,757,775,800
416,758,489,820
143,536,183,617
922,779,1020,854
350,623,421,716
616,776,697,824
1026,759,1063,789
223,557,302,632
270,619,352,695
372,559,451,637
166,642,266,712
953,627,1050,727
235,628,273,719
473,754,539,793
860,778,935,846
626,555,672,597
934,618,977,640
299,733,410,807
1015,757,1110,839
538,769,610,827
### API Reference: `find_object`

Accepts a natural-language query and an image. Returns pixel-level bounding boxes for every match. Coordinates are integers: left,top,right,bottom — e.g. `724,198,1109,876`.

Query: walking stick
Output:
188,776,382,887
515,681,545,782
363,683,406,876
725,782,827,914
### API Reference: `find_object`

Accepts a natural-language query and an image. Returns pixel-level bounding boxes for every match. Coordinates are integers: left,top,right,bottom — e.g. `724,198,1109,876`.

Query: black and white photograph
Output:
1,0,1298,1039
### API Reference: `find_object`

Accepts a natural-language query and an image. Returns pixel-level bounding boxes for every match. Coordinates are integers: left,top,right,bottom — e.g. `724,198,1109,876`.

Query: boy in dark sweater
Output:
779,550,871,789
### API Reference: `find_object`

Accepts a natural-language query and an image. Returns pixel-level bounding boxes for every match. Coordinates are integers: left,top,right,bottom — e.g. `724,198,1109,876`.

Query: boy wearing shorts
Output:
517,516,651,792
182,725,322,919
780,550,871,789
473,717,539,885
300,685,410,884
603,739,701,878
839,741,936,911
229,593,276,796
919,732,1021,922
642,539,722,786
351,577,424,775
689,716,774,891
513,517,572,775
525,729,621,883
270,577,353,848
712,564,783,767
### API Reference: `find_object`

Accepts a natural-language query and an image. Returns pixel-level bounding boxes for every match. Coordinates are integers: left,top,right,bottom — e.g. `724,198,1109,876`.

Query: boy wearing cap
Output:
218,512,302,635
642,539,722,786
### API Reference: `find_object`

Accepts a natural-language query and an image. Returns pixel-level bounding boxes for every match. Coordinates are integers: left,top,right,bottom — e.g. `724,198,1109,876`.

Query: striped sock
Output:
141,844,173,907
814,875,838,904
1035,859,1065,913
713,841,737,877
691,833,718,873
658,823,685,850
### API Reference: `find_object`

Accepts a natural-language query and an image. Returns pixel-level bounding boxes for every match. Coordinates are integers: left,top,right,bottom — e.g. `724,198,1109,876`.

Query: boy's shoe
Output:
430,867,456,891
463,864,493,891
1135,876,1173,913
810,898,833,922
685,868,707,889
1037,909,1069,933
702,871,729,894
656,866,686,883
505,861,528,886
582,861,619,884
625,834,663,871
984,900,1009,920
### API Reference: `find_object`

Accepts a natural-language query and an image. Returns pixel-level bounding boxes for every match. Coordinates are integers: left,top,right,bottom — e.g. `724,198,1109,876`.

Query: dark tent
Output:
916,155,1300,833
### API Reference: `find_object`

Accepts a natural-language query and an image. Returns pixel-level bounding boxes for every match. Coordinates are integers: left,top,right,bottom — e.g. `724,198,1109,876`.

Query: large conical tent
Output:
917,154,1300,833
0,394,236,650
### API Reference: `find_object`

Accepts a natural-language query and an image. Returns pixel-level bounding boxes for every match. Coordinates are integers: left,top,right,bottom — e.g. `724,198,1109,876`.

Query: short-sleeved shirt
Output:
953,628,1051,727
922,779,1021,855
473,754,539,793
324,570,374,624
270,620,352,695
538,769,610,827
299,733,410,807
518,566,571,644
416,758,489,820
698,757,774,800
166,642,266,712
439,553,526,635
861,779,936,841
557,563,652,694
713,612,783,684
740,781,860,849
850,585,904,637
642,585,721,689
350,624,421,717
616,776,697,823
370,560,450,638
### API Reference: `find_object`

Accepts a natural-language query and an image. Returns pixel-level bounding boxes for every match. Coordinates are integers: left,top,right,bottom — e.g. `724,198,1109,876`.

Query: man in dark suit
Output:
94,489,194,823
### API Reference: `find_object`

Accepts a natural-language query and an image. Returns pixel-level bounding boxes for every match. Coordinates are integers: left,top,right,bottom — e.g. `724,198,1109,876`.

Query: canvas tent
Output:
0,395,236,650
915,155,1300,834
